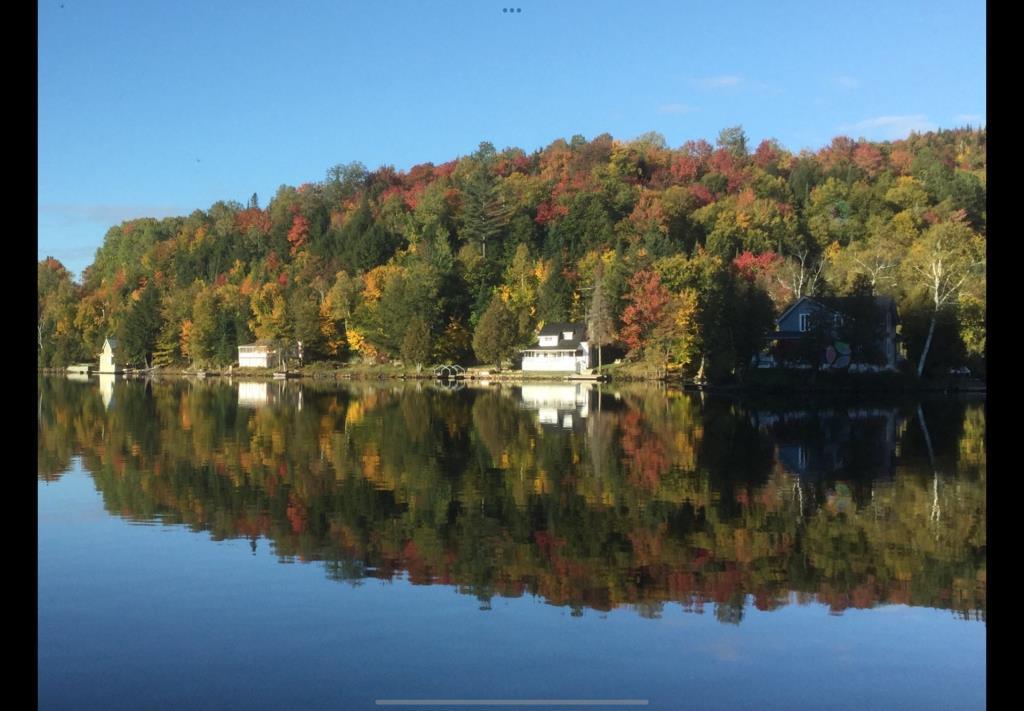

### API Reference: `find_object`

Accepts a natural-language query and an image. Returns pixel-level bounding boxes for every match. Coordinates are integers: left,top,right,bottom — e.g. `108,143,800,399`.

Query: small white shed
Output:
97,338,123,374
237,340,281,369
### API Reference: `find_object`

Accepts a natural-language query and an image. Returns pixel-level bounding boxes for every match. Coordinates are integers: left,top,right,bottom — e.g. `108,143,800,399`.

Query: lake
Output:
38,376,986,710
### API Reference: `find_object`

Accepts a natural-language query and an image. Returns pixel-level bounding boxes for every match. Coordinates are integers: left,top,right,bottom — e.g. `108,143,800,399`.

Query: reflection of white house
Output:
237,381,269,408
98,372,116,409
519,383,592,429
238,340,281,369
97,338,123,374
520,323,594,373
520,384,591,411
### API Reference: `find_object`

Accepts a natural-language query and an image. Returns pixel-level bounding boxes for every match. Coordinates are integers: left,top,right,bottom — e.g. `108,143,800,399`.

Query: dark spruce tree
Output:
117,281,162,369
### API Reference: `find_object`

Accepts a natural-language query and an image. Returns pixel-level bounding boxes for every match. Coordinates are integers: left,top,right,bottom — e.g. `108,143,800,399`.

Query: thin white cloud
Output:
658,103,698,115
694,75,741,89
955,113,984,124
39,203,187,226
839,114,938,140
835,75,860,89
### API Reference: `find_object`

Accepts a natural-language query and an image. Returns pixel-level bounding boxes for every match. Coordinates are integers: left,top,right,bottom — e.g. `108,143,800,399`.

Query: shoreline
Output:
39,365,986,394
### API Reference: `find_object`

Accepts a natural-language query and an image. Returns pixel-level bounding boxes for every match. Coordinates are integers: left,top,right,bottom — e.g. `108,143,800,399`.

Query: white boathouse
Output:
237,340,282,369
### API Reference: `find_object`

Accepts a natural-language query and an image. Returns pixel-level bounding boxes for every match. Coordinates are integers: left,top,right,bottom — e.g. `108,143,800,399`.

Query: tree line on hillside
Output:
38,127,986,381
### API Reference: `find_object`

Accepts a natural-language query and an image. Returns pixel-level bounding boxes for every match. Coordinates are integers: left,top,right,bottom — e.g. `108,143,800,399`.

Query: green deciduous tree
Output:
38,258,85,367
289,286,326,363
472,297,519,369
249,282,290,343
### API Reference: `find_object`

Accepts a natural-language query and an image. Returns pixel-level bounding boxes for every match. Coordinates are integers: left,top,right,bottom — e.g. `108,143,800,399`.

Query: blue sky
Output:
39,0,985,280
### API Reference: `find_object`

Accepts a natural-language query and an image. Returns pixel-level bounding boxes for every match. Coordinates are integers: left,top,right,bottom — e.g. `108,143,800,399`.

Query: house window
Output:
799,313,811,332
562,331,574,340
832,313,843,327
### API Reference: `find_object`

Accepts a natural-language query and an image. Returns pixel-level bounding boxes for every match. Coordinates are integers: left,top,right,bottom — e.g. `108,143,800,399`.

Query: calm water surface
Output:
38,376,985,710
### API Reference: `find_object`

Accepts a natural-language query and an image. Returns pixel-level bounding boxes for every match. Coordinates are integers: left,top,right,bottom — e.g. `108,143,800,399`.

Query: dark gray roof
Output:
815,295,897,318
529,322,588,351
538,322,586,338
776,295,898,326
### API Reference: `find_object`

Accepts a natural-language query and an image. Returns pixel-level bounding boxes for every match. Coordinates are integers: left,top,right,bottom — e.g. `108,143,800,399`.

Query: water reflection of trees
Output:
38,377,985,622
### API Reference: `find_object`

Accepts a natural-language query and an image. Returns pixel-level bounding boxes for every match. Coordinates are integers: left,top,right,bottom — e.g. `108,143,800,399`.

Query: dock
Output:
566,373,608,382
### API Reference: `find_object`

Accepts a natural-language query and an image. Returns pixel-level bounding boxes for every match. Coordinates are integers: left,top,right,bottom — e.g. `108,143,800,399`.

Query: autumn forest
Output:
37,127,986,381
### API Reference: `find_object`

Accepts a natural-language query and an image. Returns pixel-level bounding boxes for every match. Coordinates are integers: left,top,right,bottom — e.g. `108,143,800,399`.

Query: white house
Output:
97,338,122,374
237,340,282,369
520,323,594,373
